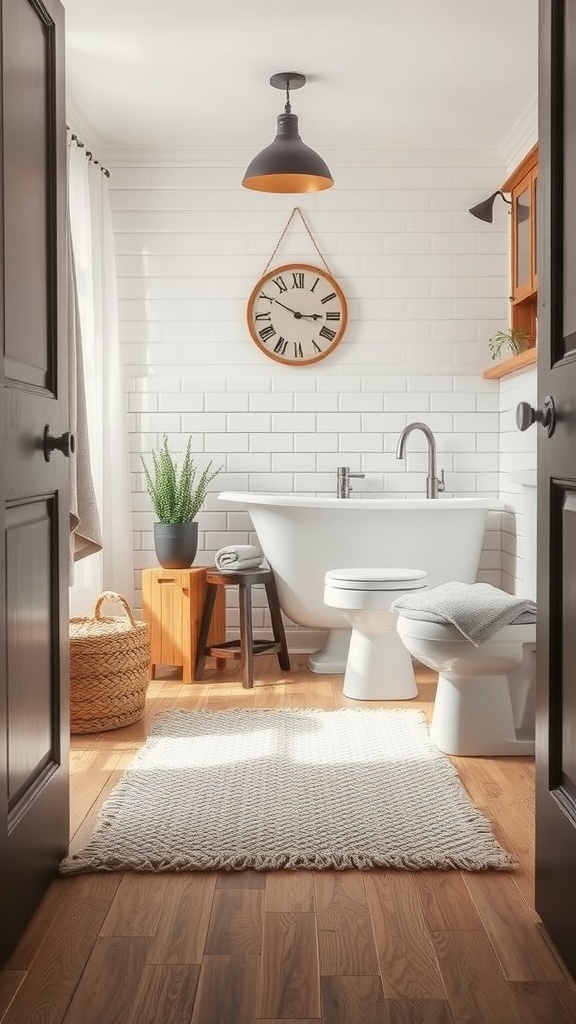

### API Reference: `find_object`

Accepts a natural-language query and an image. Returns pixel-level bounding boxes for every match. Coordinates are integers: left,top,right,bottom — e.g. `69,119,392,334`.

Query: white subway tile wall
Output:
499,367,537,596
109,151,526,641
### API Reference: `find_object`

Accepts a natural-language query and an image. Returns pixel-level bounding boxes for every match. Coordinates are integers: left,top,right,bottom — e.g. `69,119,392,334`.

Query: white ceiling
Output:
63,0,538,155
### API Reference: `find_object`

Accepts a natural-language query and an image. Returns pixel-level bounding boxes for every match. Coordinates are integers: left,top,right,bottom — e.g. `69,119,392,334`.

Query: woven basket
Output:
69,591,151,734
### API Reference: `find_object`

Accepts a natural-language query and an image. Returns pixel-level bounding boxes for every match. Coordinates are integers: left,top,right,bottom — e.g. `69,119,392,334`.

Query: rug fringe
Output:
60,848,517,876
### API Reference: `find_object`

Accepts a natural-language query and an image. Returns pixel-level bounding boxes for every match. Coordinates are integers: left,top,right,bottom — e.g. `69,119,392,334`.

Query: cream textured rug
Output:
60,708,516,874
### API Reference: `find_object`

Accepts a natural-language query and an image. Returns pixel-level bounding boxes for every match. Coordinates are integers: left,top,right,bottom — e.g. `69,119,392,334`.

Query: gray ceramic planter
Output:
153,521,198,569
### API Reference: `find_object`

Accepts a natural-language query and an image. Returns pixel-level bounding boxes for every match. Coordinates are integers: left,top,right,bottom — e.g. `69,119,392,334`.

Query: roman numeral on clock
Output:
319,325,336,342
312,340,322,354
273,337,288,355
321,292,337,304
325,311,340,321
293,342,304,358
291,273,304,289
255,311,271,321
259,291,274,304
272,276,288,293
259,325,276,342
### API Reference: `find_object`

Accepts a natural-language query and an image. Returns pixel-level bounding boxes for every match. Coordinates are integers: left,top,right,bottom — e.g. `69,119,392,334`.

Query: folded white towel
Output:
215,544,264,571
391,581,536,646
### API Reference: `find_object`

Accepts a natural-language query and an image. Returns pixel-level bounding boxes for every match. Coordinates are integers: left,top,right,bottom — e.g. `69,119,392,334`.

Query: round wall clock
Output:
246,262,348,366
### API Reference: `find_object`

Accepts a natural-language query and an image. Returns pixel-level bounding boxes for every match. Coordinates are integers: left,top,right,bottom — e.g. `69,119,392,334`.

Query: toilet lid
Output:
325,567,427,591
396,616,536,644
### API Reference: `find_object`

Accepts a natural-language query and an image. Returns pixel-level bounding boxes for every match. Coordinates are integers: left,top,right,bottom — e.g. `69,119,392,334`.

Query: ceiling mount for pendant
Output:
269,71,306,98
242,71,334,194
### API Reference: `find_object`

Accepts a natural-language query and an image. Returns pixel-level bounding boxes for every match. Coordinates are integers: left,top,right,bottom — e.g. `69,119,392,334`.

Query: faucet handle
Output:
437,469,445,493
347,472,365,498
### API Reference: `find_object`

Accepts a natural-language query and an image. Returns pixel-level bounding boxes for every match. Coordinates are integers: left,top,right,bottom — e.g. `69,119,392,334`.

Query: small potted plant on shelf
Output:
488,327,531,361
141,434,221,569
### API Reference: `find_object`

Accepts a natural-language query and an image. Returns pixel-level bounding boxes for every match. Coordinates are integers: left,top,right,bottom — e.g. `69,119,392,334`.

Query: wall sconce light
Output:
242,72,334,193
468,190,512,222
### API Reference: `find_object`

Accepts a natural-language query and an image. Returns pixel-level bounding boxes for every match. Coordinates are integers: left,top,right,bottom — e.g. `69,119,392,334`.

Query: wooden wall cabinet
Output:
483,143,538,380
510,156,538,302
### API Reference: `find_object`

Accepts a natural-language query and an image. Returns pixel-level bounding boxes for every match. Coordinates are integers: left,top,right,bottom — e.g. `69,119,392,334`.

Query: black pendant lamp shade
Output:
468,190,511,223
243,72,333,193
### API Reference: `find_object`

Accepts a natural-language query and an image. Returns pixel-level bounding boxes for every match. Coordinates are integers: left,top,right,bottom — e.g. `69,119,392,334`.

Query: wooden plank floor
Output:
2,655,576,1024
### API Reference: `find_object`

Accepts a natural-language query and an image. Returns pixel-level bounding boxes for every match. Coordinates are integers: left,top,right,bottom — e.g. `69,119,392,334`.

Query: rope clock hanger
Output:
245,207,348,366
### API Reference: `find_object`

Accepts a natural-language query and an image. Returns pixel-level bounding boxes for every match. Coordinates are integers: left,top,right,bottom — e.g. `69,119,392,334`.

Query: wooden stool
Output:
195,567,291,689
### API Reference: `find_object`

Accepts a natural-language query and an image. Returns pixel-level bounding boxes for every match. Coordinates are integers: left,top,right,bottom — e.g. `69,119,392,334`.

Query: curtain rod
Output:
66,125,110,178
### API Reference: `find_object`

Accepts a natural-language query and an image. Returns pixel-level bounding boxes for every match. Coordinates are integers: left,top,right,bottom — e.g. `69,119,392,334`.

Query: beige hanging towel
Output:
68,226,103,567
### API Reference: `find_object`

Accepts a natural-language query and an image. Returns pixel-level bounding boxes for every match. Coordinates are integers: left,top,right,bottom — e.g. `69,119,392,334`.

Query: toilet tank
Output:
511,471,537,599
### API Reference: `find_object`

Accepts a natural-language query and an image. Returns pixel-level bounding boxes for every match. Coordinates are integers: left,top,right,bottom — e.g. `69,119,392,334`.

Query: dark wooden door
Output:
536,0,576,978
0,0,69,966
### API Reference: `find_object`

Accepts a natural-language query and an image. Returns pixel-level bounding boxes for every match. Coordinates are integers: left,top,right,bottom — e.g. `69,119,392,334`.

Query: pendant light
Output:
242,72,333,193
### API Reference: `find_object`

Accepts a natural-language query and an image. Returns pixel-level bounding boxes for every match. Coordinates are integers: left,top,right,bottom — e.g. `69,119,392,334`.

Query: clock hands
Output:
273,298,323,321
272,298,299,315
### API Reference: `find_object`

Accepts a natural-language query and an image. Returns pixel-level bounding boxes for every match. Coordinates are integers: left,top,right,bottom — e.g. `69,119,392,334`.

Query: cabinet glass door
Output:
515,184,531,291
532,170,538,287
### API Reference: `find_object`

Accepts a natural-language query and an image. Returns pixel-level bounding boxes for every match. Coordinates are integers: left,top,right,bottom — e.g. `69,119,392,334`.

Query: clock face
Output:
246,263,348,366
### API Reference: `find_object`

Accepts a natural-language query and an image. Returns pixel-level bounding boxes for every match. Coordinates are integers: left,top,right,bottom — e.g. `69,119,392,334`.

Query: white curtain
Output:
68,142,134,614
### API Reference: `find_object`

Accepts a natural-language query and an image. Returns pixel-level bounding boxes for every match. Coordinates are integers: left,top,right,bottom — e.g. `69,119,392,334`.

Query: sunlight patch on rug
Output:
60,708,516,874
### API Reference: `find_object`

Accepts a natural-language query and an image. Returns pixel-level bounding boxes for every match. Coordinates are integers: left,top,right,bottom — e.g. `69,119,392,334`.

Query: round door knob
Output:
516,396,556,437
43,426,75,462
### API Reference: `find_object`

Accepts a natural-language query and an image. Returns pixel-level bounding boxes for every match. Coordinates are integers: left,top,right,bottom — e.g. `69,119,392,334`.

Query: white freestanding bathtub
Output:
218,492,494,673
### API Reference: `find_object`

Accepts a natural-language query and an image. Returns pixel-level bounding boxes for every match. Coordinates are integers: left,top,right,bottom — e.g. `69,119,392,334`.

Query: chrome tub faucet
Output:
396,422,445,499
337,466,365,499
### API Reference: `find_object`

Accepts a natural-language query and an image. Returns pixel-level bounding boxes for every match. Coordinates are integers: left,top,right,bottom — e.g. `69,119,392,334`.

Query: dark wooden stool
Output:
195,567,291,689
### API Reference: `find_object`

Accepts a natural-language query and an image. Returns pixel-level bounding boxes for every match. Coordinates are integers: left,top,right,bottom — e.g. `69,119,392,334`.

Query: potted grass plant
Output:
141,434,221,569
488,327,531,361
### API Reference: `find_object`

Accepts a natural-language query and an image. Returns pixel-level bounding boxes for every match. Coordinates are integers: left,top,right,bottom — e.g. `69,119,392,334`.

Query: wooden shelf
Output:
483,348,537,379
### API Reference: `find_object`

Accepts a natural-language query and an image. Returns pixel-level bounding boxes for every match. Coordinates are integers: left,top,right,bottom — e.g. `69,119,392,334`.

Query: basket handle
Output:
92,591,137,628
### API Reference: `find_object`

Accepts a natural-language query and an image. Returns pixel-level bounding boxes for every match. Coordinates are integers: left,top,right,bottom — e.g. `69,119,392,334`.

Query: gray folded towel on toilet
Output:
390,581,536,646
215,544,264,571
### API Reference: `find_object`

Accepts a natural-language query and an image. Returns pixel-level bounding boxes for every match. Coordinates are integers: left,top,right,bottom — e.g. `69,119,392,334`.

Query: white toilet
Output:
323,568,427,701
395,616,535,755
395,478,537,756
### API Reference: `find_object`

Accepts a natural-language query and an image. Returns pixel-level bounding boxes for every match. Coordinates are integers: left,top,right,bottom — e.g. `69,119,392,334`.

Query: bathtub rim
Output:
217,490,499,511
